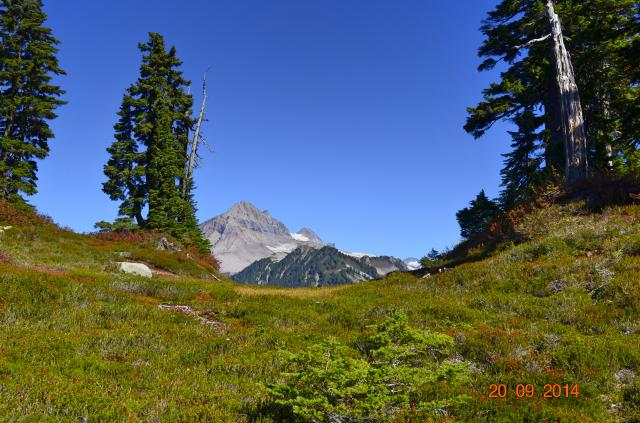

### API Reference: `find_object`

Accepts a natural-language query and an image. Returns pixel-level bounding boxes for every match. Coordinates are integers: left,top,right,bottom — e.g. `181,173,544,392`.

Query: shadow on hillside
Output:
244,400,295,423
560,174,640,211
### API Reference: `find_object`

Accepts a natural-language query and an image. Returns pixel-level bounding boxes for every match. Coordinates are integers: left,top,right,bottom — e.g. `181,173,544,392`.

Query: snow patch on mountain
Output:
403,258,422,271
290,233,310,242
339,250,376,259
267,244,297,254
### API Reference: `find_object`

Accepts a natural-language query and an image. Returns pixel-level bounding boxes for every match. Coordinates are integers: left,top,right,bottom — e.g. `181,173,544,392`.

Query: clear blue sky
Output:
33,0,510,259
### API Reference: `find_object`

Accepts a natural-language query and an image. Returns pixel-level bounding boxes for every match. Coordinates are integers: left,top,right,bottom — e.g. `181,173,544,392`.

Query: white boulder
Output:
116,262,152,278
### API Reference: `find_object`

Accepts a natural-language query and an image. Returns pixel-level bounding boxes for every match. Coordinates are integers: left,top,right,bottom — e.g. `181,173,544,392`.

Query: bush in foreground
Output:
266,311,471,422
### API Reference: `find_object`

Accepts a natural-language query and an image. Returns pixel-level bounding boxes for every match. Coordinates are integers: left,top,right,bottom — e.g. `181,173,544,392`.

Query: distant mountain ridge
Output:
233,246,382,287
199,201,420,282
233,245,417,287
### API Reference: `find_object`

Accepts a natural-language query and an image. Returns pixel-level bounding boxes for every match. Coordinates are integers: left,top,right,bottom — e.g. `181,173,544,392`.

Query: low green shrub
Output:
266,311,470,422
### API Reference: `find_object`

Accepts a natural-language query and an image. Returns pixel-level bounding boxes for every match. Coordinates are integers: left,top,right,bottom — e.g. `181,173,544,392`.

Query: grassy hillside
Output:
0,200,639,421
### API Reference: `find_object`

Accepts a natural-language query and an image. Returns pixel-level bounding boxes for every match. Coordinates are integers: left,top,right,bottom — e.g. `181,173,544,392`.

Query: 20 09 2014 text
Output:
488,384,580,399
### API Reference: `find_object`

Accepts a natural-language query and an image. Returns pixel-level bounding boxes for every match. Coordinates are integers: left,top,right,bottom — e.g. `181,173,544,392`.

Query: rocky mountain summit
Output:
199,201,324,274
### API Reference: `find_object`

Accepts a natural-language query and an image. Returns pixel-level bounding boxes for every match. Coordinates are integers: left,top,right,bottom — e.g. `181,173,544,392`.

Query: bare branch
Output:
182,68,211,199
514,33,551,50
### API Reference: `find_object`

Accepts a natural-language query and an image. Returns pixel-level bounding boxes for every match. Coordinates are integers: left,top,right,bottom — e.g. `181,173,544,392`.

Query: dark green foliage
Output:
467,0,640,204
426,248,440,261
102,33,209,253
0,0,65,204
103,95,146,226
621,380,640,422
620,4,640,166
233,246,379,287
500,108,545,208
456,190,500,239
421,248,446,268
266,311,470,422
93,218,138,233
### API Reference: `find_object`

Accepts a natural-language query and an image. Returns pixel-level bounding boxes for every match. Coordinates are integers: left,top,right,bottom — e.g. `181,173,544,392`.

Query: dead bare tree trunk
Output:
182,71,208,200
546,0,589,183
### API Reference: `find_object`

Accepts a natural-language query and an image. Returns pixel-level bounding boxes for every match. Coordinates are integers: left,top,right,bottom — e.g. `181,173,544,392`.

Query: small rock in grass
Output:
156,237,182,252
615,369,636,385
548,280,566,294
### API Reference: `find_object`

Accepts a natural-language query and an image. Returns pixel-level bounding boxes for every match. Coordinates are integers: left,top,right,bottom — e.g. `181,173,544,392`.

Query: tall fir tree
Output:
466,0,639,201
0,0,65,205
103,33,209,252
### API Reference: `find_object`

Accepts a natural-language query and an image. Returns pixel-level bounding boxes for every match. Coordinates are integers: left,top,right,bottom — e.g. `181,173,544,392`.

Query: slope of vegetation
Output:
0,199,639,422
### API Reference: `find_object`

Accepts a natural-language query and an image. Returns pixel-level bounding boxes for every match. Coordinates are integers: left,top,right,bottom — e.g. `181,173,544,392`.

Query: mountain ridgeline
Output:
233,246,414,287
199,201,418,286
199,201,325,274
233,246,380,287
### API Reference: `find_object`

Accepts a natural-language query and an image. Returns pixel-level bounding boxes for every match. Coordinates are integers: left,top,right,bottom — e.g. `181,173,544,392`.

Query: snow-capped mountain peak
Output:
199,202,324,274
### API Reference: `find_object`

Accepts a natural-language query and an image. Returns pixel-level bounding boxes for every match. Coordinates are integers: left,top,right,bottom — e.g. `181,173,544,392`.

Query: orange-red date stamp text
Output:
488,383,580,399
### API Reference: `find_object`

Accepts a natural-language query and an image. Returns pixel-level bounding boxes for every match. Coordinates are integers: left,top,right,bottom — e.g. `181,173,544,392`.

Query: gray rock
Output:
614,368,636,385
156,237,181,252
116,262,152,278
297,228,323,244
548,280,566,293
199,201,324,274
360,255,410,277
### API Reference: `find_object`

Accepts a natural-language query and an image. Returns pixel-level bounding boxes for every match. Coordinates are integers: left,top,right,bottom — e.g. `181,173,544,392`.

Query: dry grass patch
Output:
135,295,162,305
234,284,349,299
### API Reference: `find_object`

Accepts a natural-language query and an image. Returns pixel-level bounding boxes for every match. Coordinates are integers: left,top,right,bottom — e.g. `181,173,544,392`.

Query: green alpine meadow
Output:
2,187,640,421
1,0,639,421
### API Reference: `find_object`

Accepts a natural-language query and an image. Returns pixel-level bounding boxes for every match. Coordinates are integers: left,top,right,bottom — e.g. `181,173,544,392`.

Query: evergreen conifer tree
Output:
466,0,639,195
619,4,640,166
500,108,545,208
103,94,147,226
0,0,65,205
456,190,499,239
103,33,209,252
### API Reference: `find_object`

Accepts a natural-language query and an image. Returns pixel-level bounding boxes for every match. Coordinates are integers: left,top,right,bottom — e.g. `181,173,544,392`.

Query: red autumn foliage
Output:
0,200,55,226
188,247,220,272
92,230,156,244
